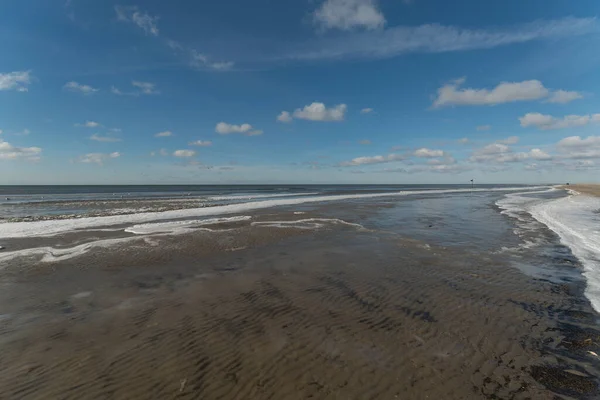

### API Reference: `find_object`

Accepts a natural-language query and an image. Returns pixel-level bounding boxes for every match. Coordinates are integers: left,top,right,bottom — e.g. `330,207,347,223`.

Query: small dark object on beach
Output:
5,197,9,200
566,183,570,186
428,225,433,228
0,246,4,250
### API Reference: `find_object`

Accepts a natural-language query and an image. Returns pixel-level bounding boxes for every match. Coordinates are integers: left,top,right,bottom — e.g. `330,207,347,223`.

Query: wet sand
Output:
564,184,600,197
0,212,599,399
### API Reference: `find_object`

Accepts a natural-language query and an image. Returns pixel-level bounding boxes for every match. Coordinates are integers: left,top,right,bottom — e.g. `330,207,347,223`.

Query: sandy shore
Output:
563,184,600,197
0,211,599,399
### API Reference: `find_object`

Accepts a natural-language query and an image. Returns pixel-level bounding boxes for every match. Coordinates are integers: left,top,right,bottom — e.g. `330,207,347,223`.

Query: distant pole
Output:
470,179,474,189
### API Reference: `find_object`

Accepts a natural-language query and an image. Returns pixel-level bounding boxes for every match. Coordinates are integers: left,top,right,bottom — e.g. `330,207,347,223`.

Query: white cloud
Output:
0,71,32,92
15,129,30,136
75,121,101,128
545,90,583,104
358,139,371,145
413,148,444,158
470,140,551,164
288,17,596,61
189,140,212,147
314,0,386,31
433,78,549,108
190,50,235,71
112,81,159,96
159,148,169,156
340,153,406,166
115,5,159,36
529,148,552,160
90,134,122,142
78,152,120,165
277,111,293,123
476,125,491,131
458,138,470,144
519,112,600,130
281,102,347,122
155,131,173,137
64,81,99,95
557,136,600,159
361,108,374,114
0,138,42,161
215,122,262,136
173,149,196,157
131,81,159,95
497,136,519,145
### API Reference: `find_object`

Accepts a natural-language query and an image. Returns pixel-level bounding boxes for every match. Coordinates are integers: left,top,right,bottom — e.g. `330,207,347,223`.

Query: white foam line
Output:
251,218,366,230
209,192,319,201
0,186,548,240
528,193,600,312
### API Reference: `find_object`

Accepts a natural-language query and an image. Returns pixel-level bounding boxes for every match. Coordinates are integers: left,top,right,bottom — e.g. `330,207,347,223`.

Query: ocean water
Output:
1,184,599,314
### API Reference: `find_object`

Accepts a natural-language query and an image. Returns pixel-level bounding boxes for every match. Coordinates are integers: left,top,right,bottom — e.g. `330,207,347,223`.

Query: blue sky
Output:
1,0,600,184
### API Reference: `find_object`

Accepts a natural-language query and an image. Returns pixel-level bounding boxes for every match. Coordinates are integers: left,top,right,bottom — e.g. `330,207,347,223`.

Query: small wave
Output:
125,216,252,235
251,218,366,230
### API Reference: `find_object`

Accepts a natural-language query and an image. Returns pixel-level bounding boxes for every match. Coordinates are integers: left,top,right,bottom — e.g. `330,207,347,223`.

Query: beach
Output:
565,184,600,197
0,185,599,399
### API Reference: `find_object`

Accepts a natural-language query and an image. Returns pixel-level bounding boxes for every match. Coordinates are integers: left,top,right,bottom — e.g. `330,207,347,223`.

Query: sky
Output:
1,0,600,184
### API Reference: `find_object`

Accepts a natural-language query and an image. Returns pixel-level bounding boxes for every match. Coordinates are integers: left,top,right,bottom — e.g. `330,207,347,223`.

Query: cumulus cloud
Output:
432,78,550,108
0,71,32,92
277,111,293,123
340,153,406,166
279,103,347,122
215,122,262,136
314,0,386,31
476,125,491,131
545,90,584,104
519,112,600,130
75,121,101,128
413,148,444,158
115,5,159,36
470,140,551,164
189,140,212,147
361,108,374,114
288,17,596,61
64,81,99,95
78,152,120,165
0,138,42,161
173,149,196,157
155,131,173,137
90,134,122,142
433,78,584,108
557,136,600,159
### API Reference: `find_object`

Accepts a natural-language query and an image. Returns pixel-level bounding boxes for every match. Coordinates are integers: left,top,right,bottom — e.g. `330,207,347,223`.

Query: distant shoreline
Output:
563,184,600,197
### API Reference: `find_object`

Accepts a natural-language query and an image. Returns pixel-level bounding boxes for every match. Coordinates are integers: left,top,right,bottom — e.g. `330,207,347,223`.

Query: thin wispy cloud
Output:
90,134,122,142
75,121,101,128
0,70,32,92
189,140,212,147
155,131,173,137
313,0,386,31
173,149,196,157
64,81,99,94
78,152,120,165
112,81,159,96
115,5,159,36
286,17,597,62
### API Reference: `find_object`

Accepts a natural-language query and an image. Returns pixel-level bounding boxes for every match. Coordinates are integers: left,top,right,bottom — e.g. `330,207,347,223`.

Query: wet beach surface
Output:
0,191,599,399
